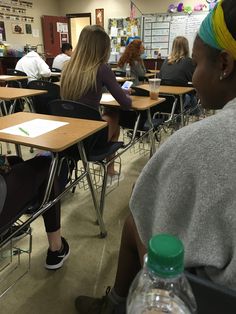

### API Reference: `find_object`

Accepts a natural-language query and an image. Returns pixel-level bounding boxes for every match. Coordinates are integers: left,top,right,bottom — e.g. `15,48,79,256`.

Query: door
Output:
66,13,91,49
41,15,69,58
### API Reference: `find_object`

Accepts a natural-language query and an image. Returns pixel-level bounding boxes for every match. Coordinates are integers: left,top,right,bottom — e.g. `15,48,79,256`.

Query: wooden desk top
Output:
50,72,61,77
144,73,156,78
0,75,29,81
116,76,134,83
138,84,194,95
0,112,107,152
100,93,165,111
0,87,47,100
147,69,160,74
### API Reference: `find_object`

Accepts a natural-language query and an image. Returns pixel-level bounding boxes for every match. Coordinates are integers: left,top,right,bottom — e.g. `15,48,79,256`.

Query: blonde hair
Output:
60,25,110,100
168,36,190,64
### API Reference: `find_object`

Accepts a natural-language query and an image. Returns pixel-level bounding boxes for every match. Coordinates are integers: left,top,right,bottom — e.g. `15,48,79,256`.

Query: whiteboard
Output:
142,12,207,58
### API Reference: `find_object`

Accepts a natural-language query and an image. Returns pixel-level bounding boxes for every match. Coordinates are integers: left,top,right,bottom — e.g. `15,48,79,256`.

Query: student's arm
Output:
100,64,132,110
37,57,51,78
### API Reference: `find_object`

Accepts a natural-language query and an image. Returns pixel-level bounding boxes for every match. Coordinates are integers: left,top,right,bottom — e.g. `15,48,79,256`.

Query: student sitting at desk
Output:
15,49,51,82
75,0,236,312
159,36,195,86
159,36,197,112
61,25,131,179
0,154,69,270
117,39,147,86
52,43,73,71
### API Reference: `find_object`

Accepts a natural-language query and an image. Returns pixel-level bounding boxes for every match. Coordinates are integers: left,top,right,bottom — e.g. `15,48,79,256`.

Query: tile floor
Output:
0,139,151,314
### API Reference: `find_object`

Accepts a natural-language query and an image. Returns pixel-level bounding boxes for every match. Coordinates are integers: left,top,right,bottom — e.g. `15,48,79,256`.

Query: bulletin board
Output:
142,12,207,58
108,17,141,54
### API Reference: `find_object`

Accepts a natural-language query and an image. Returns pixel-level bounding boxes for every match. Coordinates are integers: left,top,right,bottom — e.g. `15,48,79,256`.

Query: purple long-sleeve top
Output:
79,63,132,111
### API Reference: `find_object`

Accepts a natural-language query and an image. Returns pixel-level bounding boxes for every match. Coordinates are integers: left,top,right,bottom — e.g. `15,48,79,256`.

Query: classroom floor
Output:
0,135,154,314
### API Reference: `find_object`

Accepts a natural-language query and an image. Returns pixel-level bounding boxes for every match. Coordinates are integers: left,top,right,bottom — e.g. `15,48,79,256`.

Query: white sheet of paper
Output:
0,119,69,138
101,93,115,102
32,29,39,37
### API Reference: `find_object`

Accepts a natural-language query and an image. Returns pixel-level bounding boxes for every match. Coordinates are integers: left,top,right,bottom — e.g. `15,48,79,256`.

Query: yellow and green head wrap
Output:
198,0,236,59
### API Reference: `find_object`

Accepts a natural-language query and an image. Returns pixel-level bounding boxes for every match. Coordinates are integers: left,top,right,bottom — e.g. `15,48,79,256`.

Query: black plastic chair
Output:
27,80,60,114
113,70,126,77
6,69,28,88
50,68,61,82
51,67,61,73
48,99,124,234
4,69,28,113
185,272,236,314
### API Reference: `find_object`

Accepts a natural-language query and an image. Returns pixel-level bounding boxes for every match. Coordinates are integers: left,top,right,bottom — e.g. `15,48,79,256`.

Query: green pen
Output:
19,127,30,136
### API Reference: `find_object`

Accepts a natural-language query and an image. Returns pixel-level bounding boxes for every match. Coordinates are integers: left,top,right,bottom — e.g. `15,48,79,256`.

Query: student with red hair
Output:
117,39,146,85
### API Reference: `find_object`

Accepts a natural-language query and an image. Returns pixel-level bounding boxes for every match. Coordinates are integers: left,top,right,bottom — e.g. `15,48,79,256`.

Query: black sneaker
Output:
45,237,70,270
0,225,31,243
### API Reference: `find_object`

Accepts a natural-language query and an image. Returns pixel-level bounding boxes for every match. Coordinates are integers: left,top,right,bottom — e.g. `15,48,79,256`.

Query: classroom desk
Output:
138,84,195,127
0,112,108,240
116,76,134,83
50,72,61,77
147,69,160,74
0,75,29,82
100,93,165,156
0,86,47,114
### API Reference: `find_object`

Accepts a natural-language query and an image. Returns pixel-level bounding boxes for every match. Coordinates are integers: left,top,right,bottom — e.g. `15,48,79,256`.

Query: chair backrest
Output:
113,70,126,77
27,80,60,114
48,99,109,156
6,68,28,88
51,67,61,73
185,272,236,314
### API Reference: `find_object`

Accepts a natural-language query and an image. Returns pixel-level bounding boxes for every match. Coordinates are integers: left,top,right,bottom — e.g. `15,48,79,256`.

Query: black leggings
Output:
0,156,61,233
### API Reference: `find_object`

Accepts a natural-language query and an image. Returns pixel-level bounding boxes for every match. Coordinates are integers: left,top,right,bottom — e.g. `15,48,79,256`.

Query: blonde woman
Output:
61,25,131,177
159,36,195,86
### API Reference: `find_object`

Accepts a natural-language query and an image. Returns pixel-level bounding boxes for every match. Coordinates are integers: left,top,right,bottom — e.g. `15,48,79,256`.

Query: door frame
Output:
66,13,91,45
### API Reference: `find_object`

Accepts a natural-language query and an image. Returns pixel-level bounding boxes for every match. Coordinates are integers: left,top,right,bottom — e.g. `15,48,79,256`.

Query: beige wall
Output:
1,0,206,53
2,0,59,53
59,0,204,31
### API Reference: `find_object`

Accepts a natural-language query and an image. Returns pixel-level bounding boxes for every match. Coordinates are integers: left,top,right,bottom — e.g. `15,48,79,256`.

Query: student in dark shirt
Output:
159,36,195,86
159,36,197,112
61,25,132,177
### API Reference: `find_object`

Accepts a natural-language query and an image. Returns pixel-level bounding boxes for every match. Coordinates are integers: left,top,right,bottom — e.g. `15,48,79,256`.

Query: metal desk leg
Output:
78,142,107,238
8,99,17,115
40,153,59,206
15,144,22,159
180,95,184,127
146,108,156,157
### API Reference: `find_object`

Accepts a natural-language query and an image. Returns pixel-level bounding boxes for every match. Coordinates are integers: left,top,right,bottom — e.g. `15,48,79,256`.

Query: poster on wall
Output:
25,23,32,34
12,23,24,34
60,33,69,47
96,8,104,28
0,21,6,41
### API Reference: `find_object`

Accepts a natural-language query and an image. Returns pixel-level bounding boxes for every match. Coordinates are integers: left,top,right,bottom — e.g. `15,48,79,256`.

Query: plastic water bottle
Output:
127,234,197,314
126,63,131,77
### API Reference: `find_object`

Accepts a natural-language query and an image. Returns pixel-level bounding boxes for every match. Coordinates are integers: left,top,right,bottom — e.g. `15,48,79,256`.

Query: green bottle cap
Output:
147,234,184,278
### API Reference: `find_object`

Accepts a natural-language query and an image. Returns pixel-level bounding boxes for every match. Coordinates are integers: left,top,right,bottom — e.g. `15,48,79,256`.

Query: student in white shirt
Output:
52,43,72,71
15,50,51,82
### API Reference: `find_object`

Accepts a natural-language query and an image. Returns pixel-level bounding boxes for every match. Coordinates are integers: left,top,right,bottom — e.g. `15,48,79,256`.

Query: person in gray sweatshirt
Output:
75,1,236,313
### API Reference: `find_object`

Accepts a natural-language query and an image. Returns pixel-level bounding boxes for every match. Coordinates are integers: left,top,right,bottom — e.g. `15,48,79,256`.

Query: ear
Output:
219,50,235,79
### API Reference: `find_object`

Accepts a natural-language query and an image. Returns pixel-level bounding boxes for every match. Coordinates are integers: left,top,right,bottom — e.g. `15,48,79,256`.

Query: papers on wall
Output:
110,26,118,37
32,28,39,37
142,12,207,57
0,119,69,138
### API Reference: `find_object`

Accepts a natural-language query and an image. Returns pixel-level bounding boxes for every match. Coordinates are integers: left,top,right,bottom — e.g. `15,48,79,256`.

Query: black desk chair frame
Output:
48,99,130,235
185,271,236,314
